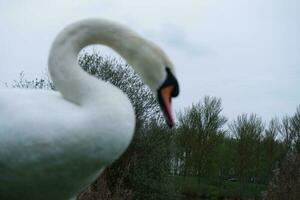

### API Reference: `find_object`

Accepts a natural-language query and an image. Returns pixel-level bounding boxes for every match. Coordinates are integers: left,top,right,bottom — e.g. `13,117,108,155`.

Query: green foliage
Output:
175,97,227,179
229,114,264,183
261,118,281,181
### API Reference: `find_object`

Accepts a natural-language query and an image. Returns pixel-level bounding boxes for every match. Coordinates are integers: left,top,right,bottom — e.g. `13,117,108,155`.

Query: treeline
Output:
175,100,299,184
11,54,299,199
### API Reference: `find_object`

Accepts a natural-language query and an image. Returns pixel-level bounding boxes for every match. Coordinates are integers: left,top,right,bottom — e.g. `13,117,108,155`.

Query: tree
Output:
278,107,300,154
290,106,300,152
229,114,264,183
279,116,293,153
261,118,280,182
79,54,161,127
175,96,227,180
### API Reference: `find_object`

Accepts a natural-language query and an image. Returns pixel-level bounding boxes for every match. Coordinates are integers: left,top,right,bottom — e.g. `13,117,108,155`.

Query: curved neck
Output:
48,19,143,104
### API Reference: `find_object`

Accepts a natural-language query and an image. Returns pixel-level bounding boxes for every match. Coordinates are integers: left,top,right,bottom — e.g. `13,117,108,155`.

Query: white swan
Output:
0,19,179,200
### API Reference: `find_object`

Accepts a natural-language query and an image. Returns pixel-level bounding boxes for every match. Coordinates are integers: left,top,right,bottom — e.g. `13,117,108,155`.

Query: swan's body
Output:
0,88,133,200
0,19,179,200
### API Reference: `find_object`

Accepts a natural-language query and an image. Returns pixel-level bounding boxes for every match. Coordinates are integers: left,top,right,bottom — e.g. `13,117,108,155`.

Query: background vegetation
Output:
11,54,300,200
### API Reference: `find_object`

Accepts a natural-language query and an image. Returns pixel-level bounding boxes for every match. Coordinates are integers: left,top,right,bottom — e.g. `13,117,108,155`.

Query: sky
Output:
0,0,299,122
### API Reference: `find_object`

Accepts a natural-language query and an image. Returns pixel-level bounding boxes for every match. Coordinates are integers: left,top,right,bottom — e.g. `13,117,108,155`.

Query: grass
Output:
165,175,267,199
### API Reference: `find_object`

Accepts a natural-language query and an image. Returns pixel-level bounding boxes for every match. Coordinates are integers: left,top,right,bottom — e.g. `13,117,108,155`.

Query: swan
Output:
0,19,179,200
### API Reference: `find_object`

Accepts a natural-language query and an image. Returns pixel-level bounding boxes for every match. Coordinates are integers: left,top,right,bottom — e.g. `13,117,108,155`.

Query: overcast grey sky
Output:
0,0,299,121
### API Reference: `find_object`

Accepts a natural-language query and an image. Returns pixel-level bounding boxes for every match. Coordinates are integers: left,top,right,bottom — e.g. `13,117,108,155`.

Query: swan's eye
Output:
157,67,179,128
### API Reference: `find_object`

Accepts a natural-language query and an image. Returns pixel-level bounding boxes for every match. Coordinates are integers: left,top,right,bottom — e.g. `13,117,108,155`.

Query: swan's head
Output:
127,40,180,128
156,66,179,128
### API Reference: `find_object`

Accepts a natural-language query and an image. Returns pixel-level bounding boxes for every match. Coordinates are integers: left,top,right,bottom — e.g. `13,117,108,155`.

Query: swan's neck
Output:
48,19,144,104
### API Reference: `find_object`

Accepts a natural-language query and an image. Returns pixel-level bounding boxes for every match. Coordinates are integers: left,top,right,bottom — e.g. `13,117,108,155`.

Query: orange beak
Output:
160,85,175,127
157,68,179,128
